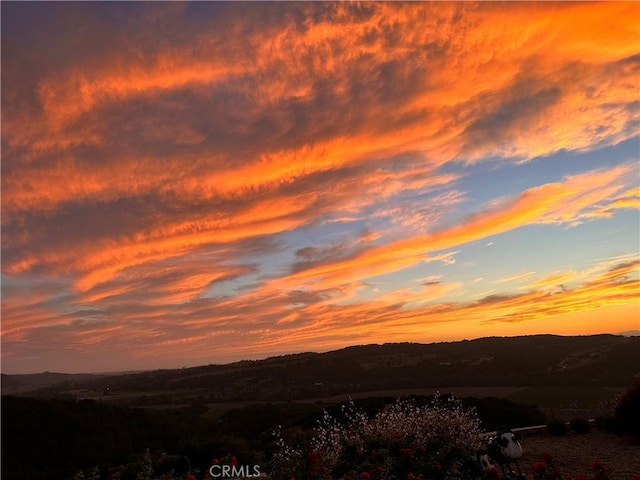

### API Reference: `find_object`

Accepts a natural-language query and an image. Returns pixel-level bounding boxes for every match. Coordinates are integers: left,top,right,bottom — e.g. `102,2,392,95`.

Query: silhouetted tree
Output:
614,380,640,440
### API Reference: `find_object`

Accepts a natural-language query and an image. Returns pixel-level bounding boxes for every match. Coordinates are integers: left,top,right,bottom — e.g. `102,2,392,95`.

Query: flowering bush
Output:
532,454,614,480
531,453,562,480
268,395,483,480
103,444,630,480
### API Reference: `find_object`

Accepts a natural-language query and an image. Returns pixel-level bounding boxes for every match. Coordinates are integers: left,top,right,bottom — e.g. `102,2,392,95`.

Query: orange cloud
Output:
4,3,638,211
260,164,634,293
180,259,638,358
523,272,577,291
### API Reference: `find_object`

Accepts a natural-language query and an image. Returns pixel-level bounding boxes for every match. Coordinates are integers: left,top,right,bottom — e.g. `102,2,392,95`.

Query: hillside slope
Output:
9,334,639,403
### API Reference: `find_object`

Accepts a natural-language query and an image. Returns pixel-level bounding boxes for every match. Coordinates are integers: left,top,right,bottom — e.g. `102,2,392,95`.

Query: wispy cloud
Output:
495,271,537,284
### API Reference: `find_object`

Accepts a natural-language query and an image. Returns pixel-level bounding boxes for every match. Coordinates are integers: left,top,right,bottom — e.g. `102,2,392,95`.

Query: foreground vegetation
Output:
0,394,540,480
3,381,639,480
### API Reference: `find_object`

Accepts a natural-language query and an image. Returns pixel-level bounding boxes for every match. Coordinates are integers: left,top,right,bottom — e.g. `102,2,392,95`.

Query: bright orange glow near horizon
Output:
1,2,639,373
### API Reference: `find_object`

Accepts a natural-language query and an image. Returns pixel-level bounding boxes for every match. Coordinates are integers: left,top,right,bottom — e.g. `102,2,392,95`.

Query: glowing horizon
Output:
2,2,639,374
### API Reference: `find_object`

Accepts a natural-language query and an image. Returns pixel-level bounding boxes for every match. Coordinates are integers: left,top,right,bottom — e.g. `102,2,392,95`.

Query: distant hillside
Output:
618,329,640,336
1,372,108,395
9,334,639,404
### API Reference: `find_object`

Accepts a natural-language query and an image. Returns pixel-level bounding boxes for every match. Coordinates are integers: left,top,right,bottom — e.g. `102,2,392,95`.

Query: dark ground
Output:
517,430,640,479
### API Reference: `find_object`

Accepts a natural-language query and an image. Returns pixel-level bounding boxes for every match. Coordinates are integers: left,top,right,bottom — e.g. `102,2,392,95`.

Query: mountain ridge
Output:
4,334,638,402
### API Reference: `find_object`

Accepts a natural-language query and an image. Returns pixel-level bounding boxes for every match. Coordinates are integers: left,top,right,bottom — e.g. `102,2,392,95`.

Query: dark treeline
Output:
1,396,215,480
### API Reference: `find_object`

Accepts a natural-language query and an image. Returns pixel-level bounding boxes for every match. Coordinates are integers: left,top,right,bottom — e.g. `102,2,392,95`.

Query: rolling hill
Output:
5,334,638,405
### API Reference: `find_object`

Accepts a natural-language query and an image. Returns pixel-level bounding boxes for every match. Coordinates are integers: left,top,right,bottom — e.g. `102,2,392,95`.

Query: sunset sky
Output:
2,2,639,374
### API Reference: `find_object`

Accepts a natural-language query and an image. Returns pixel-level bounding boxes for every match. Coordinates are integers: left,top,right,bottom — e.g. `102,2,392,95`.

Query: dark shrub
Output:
465,397,545,431
595,414,617,431
547,417,568,436
570,417,590,434
614,381,640,441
